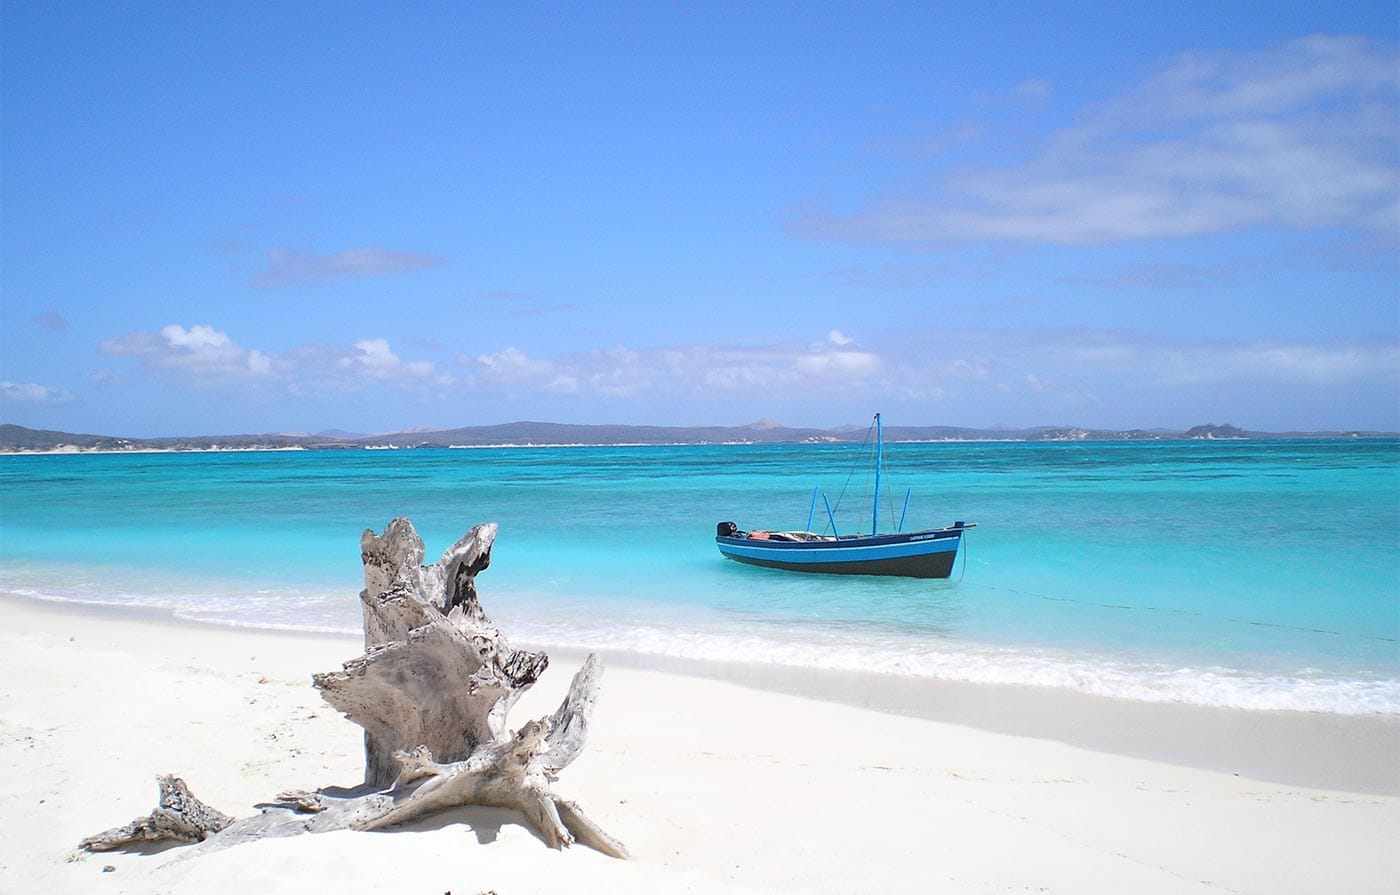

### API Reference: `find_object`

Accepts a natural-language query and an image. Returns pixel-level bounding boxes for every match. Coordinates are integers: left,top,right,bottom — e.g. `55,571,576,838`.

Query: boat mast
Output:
873,412,882,534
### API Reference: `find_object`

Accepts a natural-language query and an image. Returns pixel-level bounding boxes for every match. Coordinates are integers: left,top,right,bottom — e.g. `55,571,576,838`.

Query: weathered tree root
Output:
80,775,233,851
79,518,626,859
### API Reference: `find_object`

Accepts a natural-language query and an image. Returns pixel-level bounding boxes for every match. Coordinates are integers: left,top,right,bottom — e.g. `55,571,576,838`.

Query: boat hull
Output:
715,526,966,579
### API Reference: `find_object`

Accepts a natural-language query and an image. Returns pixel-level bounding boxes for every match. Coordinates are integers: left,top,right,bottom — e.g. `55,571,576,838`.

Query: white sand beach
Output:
2,594,1397,894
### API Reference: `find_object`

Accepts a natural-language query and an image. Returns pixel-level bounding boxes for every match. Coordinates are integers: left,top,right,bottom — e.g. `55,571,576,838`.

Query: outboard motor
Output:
716,521,739,538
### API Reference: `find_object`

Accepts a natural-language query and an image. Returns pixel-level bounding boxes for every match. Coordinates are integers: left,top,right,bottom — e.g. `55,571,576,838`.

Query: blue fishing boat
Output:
715,413,975,578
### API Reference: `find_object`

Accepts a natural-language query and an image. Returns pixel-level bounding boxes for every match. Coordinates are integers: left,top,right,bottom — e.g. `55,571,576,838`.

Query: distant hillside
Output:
1183,423,1251,439
0,424,347,453
378,420,844,446
0,424,125,451
0,421,1391,453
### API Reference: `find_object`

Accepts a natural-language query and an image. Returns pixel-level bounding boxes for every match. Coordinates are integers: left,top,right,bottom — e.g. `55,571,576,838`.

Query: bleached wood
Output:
78,775,233,851
79,517,625,859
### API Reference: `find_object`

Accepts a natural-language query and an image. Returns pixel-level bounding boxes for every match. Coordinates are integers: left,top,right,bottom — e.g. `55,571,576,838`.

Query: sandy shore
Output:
2,596,1396,894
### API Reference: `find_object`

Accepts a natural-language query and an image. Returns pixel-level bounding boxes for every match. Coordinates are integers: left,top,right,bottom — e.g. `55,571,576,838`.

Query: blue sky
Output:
2,2,1397,436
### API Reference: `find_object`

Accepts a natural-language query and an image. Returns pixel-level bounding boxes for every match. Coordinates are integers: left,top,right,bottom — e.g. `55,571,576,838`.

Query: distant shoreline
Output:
2,420,1394,454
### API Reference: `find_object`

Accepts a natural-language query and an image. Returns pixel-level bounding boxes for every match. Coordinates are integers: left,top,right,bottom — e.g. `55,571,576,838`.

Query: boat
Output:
714,413,975,578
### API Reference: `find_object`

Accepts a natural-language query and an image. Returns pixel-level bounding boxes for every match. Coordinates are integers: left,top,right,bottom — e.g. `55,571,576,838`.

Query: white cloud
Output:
1156,340,1400,386
0,381,75,403
906,326,1399,389
101,324,274,379
85,323,1396,428
794,35,1399,245
337,338,436,380
161,323,227,350
347,338,401,371
472,347,577,393
459,337,887,401
795,350,882,378
101,324,451,393
299,339,451,391
89,371,129,387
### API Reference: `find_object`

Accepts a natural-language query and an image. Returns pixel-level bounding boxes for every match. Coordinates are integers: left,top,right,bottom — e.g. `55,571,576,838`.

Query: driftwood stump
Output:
79,518,626,858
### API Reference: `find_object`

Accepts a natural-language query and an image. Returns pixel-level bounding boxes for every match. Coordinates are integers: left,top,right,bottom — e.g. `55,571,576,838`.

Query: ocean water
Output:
1,439,1397,714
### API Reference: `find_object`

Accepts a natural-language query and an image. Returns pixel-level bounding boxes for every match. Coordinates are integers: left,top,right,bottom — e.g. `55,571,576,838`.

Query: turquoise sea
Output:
1,439,1397,714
